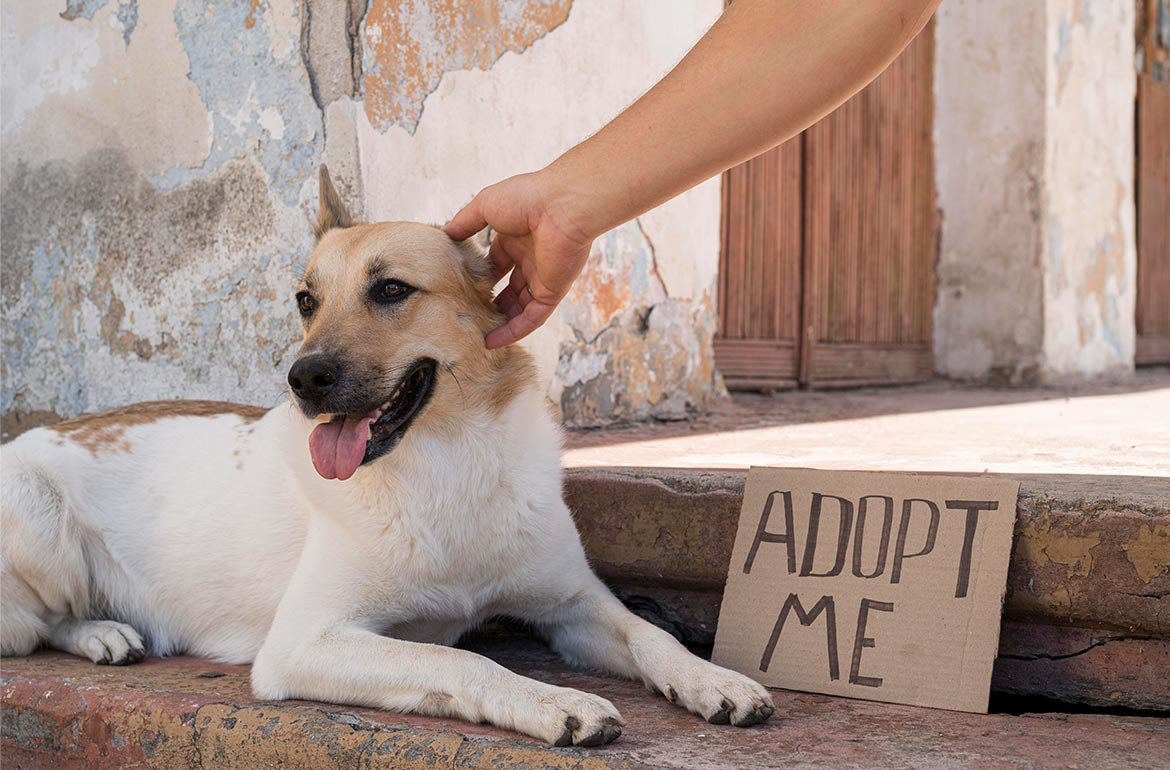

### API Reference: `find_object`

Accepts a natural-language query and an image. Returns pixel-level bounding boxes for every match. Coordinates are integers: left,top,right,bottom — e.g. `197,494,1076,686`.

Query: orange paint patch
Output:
245,0,262,30
362,0,572,131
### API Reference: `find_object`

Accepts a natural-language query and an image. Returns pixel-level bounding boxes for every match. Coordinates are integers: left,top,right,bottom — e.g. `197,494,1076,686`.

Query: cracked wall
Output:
2,0,725,436
353,0,725,426
1,0,332,438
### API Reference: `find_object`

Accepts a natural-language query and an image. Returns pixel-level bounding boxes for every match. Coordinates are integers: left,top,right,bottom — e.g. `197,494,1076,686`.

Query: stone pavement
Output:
563,368,1170,477
4,637,1169,770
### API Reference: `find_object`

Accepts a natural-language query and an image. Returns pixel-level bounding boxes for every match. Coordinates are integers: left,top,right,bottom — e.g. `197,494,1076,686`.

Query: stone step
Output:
563,467,1170,711
4,639,1168,770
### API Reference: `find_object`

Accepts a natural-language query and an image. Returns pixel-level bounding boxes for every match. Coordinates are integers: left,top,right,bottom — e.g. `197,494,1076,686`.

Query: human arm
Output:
445,0,942,347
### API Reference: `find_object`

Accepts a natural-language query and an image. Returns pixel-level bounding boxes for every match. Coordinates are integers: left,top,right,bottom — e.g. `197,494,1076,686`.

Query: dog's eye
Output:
296,291,317,317
371,279,414,304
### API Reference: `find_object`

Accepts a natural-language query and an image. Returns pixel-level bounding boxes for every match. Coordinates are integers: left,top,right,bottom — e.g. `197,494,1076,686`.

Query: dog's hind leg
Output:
1,451,144,664
0,566,48,656
529,575,775,728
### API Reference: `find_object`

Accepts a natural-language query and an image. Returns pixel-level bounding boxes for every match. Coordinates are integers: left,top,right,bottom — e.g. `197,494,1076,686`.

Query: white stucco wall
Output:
933,0,1048,383
934,0,1138,383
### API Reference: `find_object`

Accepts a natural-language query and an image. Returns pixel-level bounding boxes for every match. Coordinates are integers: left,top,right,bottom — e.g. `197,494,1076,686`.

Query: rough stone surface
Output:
4,640,1169,770
564,373,1170,477
564,468,1170,634
994,621,1170,712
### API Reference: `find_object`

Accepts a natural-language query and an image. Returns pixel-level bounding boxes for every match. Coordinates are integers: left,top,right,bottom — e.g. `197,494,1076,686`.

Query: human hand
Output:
444,169,595,348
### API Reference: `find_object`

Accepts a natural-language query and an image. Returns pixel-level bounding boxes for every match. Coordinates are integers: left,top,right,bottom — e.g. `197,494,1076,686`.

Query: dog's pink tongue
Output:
308,414,373,481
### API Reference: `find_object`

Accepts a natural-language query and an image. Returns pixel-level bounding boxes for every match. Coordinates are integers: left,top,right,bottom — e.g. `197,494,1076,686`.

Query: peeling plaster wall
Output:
1041,0,1136,378
2,0,725,436
1,0,330,437
354,0,725,426
934,0,1137,384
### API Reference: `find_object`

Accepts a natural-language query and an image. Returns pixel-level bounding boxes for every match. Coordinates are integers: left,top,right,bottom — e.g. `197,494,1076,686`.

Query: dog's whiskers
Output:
446,362,468,412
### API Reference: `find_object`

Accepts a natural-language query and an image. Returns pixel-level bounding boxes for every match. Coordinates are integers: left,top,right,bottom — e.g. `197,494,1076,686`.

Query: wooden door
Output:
714,142,804,390
715,20,937,389
800,21,937,386
1136,1,1170,365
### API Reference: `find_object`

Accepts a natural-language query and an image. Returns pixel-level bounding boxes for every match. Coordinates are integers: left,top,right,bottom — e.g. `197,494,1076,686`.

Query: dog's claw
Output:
707,698,733,725
576,729,607,748
554,727,573,747
664,685,677,703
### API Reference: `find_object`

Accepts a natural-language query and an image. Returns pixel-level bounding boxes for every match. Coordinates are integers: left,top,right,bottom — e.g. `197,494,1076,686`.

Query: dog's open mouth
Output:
307,359,437,481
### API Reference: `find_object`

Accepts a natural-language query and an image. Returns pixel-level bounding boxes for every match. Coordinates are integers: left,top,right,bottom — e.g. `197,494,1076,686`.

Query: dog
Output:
0,166,774,746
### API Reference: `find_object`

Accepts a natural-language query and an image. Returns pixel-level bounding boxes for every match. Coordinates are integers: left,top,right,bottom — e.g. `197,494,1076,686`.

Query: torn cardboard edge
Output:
712,467,1020,714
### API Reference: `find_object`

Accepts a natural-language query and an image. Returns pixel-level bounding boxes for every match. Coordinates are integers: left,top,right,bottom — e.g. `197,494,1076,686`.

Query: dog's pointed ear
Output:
454,226,494,283
315,165,353,241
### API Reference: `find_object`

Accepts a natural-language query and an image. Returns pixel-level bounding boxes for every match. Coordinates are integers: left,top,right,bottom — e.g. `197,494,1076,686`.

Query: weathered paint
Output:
1122,522,1170,584
1041,0,1137,378
361,0,573,134
0,0,329,438
2,0,725,436
933,0,1137,383
353,0,725,426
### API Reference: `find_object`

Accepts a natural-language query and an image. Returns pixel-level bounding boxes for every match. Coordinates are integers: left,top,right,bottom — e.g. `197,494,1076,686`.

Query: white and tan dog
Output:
0,167,773,746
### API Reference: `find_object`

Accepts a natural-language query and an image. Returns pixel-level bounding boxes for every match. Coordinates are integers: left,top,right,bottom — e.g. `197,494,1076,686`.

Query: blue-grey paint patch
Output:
1047,220,1063,287
1,224,97,419
1056,13,1072,69
60,0,109,21
157,0,323,205
116,0,138,47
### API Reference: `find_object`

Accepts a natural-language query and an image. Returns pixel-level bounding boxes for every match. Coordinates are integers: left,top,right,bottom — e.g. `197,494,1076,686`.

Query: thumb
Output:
443,193,488,241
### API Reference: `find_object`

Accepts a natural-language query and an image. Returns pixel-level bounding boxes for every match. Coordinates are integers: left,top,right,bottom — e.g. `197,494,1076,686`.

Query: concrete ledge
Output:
4,639,1169,770
564,467,1170,709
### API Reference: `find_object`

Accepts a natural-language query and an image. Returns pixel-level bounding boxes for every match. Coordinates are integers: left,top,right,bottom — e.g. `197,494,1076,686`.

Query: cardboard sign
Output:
712,468,1019,713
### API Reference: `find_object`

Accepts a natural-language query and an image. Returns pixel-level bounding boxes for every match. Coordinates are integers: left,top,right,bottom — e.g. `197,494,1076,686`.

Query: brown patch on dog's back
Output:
49,400,268,456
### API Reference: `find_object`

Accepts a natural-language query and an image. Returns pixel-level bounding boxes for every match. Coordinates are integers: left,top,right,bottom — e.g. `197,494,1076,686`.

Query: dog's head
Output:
288,166,512,481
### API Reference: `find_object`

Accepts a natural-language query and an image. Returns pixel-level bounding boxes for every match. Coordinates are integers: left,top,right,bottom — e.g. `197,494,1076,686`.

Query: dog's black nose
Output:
288,356,339,404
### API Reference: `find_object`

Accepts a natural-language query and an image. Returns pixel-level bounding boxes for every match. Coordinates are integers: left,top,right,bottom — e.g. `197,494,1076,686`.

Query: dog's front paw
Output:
532,686,624,747
662,663,774,727
75,620,146,666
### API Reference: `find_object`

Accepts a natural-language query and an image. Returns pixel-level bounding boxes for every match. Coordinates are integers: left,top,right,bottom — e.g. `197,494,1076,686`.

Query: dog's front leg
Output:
252,615,623,747
530,576,775,727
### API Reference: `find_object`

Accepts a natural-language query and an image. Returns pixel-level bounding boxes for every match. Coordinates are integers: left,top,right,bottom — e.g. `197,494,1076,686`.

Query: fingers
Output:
494,268,527,319
443,193,488,241
486,299,555,349
486,237,516,282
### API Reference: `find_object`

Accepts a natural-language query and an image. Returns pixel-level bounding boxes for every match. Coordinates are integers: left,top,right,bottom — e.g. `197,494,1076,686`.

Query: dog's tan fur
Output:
301,172,536,425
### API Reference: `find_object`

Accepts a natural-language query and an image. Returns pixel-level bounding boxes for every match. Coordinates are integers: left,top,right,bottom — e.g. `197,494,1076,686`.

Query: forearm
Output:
546,0,940,238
